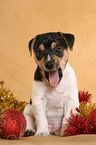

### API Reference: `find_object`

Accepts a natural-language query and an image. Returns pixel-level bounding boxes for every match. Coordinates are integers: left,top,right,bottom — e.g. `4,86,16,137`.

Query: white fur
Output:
23,62,79,136
47,54,51,61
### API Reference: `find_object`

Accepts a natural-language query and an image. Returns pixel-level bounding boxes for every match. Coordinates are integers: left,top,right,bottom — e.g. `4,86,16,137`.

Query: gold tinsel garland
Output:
79,101,96,120
0,81,28,114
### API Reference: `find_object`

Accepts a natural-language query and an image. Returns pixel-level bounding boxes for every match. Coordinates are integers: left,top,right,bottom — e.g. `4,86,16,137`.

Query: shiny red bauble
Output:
0,109,26,139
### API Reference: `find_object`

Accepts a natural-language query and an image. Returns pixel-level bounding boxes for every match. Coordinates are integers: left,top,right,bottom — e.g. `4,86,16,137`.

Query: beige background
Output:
0,0,96,144
0,0,96,103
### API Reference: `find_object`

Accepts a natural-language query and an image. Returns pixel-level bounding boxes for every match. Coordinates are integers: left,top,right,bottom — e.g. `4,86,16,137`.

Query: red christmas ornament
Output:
64,114,88,136
87,109,96,134
0,109,26,139
78,90,91,103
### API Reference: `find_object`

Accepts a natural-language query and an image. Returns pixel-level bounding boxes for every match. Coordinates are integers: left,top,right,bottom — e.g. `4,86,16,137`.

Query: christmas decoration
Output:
63,90,96,136
78,90,91,103
0,81,27,114
0,80,96,137
87,109,96,133
79,102,96,120
63,114,88,136
0,109,26,139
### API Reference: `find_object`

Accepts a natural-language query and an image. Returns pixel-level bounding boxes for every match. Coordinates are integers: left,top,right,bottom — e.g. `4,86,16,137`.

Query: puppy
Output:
23,32,79,136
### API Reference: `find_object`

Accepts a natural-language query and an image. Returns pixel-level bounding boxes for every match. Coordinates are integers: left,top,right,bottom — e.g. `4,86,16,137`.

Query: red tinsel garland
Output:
78,90,91,103
64,90,96,136
64,114,89,136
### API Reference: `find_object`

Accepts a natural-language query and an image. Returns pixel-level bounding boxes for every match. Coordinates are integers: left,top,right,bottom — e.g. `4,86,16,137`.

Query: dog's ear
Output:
28,37,37,56
60,32,75,50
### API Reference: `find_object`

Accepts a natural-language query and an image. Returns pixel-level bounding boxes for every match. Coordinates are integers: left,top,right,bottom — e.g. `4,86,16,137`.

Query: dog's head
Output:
29,32,75,86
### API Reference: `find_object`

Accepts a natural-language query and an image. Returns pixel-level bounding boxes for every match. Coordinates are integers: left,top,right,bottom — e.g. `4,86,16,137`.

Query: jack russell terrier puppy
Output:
23,32,79,136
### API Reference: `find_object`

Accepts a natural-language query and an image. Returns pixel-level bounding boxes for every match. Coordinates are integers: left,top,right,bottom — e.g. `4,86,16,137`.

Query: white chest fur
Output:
45,86,64,124
31,62,79,126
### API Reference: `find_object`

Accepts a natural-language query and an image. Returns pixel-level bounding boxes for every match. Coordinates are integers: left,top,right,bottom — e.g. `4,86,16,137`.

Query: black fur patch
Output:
58,67,63,83
30,98,32,105
28,32,75,57
25,130,35,136
45,72,49,82
34,66,43,81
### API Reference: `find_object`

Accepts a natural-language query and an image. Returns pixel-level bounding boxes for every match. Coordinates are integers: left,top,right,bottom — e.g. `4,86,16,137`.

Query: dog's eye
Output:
55,47,64,58
36,50,42,56
36,49,43,60
55,47,62,53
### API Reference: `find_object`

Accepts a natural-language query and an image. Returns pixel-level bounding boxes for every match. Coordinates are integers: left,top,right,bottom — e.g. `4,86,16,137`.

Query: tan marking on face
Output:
39,44,45,51
53,55,62,63
53,49,69,70
51,42,57,49
60,49,69,70
34,53,44,69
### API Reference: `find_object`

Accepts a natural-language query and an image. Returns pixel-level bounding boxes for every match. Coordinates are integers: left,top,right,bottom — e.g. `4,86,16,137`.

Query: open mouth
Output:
45,68,63,87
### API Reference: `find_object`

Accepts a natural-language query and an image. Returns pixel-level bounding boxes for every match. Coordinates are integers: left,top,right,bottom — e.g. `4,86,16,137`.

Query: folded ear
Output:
60,32,75,50
28,37,36,56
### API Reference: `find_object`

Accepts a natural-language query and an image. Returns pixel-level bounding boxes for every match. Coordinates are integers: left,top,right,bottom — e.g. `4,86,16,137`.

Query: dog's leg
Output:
61,94,79,136
23,104,36,136
30,81,50,136
34,101,50,136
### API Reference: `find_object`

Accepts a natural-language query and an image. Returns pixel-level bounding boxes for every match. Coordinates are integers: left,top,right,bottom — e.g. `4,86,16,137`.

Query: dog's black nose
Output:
45,61,54,70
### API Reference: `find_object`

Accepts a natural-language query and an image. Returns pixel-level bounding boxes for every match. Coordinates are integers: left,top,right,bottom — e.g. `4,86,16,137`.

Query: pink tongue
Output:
49,70,59,87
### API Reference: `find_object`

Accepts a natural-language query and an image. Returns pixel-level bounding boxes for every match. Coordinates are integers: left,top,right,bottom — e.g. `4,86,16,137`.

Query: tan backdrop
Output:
0,0,96,103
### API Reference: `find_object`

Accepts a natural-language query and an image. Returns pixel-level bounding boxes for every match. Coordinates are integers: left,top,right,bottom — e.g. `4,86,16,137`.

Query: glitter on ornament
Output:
0,109,26,139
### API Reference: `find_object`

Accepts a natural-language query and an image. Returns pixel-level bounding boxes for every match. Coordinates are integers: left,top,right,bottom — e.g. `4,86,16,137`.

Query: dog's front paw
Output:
35,131,50,136
60,129,65,137
25,130,35,137
60,125,68,137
